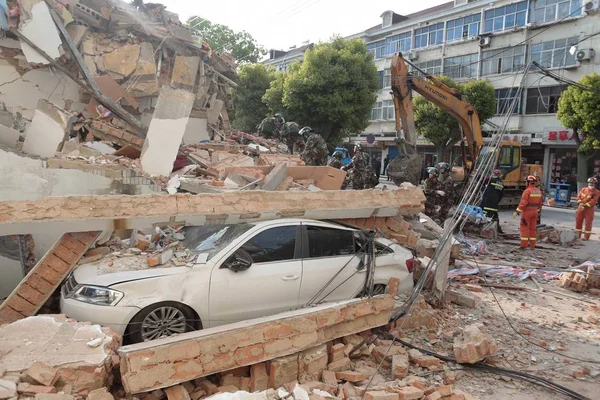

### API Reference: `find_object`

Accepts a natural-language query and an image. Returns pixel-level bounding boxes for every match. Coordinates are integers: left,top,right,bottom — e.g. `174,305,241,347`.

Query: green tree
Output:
414,77,496,161
262,62,301,118
231,64,276,132
186,17,266,64
557,73,600,189
270,37,379,144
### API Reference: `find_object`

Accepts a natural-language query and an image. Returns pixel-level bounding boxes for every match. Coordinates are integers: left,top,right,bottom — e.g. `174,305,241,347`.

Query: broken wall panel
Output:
18,1,63,65
21,100,72,158
140,86,196,176
0,188,426,235
119,296,394,393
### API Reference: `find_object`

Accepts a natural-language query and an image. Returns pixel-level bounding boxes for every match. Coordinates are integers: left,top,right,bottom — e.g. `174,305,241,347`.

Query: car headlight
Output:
72,285,123,306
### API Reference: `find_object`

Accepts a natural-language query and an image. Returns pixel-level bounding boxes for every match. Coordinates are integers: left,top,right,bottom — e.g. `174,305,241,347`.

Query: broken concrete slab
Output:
22,100,72,158
18,2,63,65
183,118,209,145
262,164,288,191
66,24,88,48
99,44,140,80
118,296,394,393
207,99,224,125
140,86,195,176
171,56,200,90
0,315,120,392
0,125,20,149
123,42,159,98
0,187,426,235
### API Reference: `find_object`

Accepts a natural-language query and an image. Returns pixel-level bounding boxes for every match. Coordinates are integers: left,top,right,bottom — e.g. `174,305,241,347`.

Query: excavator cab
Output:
477,142,521,182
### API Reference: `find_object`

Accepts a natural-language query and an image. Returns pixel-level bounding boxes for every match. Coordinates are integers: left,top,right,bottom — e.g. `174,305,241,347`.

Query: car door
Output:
298,223,367,307
208,224,302,327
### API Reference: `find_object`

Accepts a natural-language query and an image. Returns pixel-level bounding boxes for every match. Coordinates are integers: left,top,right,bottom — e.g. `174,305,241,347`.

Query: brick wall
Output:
0,232,100,324
119,296,395,394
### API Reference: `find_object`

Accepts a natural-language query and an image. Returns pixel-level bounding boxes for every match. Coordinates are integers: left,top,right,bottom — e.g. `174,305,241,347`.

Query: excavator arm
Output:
390,54,484,163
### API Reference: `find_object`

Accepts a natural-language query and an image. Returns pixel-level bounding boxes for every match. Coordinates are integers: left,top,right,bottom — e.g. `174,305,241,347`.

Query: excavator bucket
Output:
387,153,422,186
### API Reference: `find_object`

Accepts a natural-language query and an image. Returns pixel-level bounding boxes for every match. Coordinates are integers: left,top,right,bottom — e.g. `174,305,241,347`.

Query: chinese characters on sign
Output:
495,134,531,146
544,129,583,144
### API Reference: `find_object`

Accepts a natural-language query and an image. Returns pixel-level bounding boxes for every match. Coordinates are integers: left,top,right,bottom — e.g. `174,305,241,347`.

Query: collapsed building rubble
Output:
0,0,236,178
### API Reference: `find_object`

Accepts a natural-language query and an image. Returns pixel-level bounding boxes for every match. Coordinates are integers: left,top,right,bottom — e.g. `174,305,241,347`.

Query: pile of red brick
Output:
453,323,498,364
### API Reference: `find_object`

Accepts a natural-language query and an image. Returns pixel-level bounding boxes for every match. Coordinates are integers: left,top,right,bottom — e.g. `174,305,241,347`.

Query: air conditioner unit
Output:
408,51,419,61
585,0,599,13
576,48,595,61
479,36,491,47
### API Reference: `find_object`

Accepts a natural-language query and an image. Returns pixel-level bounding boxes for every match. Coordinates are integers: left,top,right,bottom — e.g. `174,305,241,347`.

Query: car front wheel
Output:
127,302,198,343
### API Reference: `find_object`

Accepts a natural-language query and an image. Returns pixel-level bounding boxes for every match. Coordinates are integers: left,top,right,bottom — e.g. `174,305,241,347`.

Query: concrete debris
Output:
452,323,498,364
0,315,120,393
1,0,237,179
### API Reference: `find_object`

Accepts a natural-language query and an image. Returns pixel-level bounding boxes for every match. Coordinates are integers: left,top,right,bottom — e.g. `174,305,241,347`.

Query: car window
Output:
182,224,254,260
307,226,355,258
240,226,297,263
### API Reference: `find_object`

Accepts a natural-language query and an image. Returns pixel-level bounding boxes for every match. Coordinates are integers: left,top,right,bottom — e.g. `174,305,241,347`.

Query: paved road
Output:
499,206,600,230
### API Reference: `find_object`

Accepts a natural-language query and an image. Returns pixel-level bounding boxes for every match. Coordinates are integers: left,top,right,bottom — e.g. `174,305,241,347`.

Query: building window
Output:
525,86,565,114
414,23,444,49
484,1,528,33
412,59,442,76
481,45,526,75
367,40,386,59
383,100,395,120
443,53,478,79
446,14,480,42
495,88,522,114
277,63,290,71
378,71,384,89
383,69,392,88
371,101,383,120
531,0,582,24
385,32,412,55
530,36,578,68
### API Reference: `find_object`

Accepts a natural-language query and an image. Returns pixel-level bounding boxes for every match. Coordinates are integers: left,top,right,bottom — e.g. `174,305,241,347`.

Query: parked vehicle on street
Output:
60,219,414,343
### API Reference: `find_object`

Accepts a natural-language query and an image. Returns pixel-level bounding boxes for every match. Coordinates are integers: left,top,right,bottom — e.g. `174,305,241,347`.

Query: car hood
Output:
73,255,190,287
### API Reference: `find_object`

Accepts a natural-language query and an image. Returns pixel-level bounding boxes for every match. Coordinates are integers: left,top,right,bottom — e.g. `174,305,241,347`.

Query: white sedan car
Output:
60,219,414,343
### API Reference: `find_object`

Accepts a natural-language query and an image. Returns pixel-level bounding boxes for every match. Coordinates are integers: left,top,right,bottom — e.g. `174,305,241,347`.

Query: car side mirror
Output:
225,249,253,273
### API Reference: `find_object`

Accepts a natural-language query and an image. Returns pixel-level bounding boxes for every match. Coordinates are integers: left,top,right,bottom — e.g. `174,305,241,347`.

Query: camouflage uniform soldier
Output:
342,144,369,190
437,162,454,221
328,151,344,169
363,153,378,189
256,114,285,139
423,167,442,220
299,126,328,166
280,121,304,154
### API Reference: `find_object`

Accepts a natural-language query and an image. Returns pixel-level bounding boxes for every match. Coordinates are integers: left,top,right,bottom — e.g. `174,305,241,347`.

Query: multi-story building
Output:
347,0,600,186
263,43,314,71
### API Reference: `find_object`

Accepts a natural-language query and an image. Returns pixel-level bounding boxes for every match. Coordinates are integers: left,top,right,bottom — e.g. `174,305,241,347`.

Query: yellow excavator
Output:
386,53,542,206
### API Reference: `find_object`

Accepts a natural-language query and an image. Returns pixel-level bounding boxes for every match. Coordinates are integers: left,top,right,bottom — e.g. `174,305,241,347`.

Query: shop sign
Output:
493,133,531,146
542,129,582,145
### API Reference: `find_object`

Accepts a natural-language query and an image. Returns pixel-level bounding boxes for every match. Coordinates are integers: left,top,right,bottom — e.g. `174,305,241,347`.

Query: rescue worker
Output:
328,151,344,169
342,144,369,190
363,152,378,189
513,175,543,249
480,169,504,233
256,114,285,139
575,177,600,240
299,126,328,166
437,162,454,220
423,167,442,220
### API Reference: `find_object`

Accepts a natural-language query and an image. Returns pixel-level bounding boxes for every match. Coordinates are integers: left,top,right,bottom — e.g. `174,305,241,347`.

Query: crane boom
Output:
390,53,484,162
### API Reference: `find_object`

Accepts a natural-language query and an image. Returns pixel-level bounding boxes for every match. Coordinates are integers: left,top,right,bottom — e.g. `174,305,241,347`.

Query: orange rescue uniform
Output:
575,187,600,240
516,186,543,248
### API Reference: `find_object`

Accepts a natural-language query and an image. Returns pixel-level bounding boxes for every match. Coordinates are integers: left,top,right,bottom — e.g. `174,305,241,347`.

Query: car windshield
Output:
181,224,254,260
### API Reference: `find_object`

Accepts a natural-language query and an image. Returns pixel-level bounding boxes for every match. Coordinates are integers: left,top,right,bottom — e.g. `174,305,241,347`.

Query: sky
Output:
160,0,451,53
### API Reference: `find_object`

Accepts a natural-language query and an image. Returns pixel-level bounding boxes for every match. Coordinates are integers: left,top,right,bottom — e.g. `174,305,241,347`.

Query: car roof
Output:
251,218,356,231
